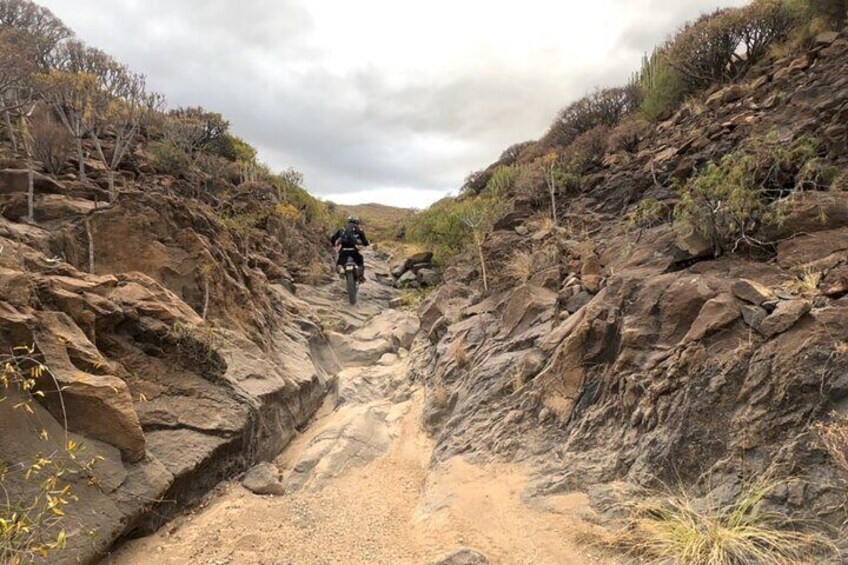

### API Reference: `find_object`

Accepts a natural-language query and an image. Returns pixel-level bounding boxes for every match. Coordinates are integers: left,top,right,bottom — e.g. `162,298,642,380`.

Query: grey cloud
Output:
40,0,749,202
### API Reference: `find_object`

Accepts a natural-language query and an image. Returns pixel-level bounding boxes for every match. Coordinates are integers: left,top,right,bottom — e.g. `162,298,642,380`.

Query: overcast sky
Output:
41,0,746,208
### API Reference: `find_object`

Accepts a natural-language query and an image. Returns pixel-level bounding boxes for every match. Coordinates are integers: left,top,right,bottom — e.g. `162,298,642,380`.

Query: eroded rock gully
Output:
0,188,338,564
105,261,614,565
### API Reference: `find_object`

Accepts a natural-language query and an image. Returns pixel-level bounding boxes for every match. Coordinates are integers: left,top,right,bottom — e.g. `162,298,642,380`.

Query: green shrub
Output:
485,165,520,196
406,195,505,263
674,152,784,254
627,198,673,229
638,49,690,121
667,9,743,88
149,140,191,176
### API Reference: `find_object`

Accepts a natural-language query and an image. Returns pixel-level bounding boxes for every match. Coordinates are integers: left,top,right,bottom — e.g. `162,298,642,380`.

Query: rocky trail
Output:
103,253,615,565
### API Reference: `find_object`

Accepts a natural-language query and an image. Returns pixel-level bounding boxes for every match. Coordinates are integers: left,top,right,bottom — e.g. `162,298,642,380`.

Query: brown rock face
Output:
0,184,335,563
414,32,848,535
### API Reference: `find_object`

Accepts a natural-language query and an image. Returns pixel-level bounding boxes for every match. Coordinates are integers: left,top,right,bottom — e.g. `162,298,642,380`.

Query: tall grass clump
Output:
618,479,836,564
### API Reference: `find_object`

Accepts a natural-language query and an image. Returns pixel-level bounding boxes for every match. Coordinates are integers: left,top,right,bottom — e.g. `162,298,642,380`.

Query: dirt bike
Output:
339,249,361,305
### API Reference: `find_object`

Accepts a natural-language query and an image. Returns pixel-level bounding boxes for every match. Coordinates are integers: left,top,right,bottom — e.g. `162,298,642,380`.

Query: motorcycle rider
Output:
330,216,370,282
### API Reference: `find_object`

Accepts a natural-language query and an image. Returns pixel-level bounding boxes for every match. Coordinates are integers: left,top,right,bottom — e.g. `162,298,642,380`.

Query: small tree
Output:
89,69,157,201
0,0,70,66
460,197,503,292
164,106,229,167
541,153,561,226
37,40,108,182
0,28,36,151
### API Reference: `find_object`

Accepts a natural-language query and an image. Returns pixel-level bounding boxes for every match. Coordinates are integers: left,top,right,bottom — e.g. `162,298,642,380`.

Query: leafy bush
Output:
748,133,828,197
406,195,505,263
667,1,799,90
674,152,781,254
543,85,641,148
627,198,673,229
667,9,743,88
149,140,191,177
462,168,491,194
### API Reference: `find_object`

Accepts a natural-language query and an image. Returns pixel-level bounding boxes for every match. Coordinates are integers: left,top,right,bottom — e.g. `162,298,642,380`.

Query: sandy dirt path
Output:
106,263,617,565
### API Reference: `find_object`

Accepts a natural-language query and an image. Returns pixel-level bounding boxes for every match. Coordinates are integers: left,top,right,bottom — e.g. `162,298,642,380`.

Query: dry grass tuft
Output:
813,414,848,476
505,249,534,284
432,378,449,408
616,479,836,565
834,341,848,357
786,266,822,296
449,337,469,369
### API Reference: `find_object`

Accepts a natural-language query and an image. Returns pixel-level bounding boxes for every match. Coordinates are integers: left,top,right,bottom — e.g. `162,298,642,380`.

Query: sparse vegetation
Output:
674,153,775,255
618,478,836,564
504,249,534,284
673,133,828,256
0,347,95,564
405,193,505,267
26,105,72,175
543,85,641,148
637,49,690,121
627,198,673,230
786,265,822,295
814,414,848,476
609,117,651,153
449,337,469,369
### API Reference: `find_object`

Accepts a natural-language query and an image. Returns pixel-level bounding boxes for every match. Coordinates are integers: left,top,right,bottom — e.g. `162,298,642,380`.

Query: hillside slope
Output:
333,202,415,242
412,22,848,554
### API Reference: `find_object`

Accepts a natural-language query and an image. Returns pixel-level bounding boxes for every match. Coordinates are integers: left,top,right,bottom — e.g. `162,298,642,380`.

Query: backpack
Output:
339,225,360,247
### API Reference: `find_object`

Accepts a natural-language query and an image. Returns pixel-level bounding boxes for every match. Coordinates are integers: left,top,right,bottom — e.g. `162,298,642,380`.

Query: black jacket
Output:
330,225,370,248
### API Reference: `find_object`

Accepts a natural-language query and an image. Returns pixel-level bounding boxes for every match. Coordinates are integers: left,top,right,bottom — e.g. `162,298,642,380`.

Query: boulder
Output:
731,279,773,306
581,253,602,294
529,266,560,291
0,268,33,306
815,31,839,45
242,462,286,496
398,270,418,287
407,251,434,265
417,268,440,287
683,293,741,342
32,311,146,461
757,299,811,338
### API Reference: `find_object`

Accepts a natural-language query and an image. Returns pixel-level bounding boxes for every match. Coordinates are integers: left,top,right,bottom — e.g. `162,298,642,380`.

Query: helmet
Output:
347,216,360,225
